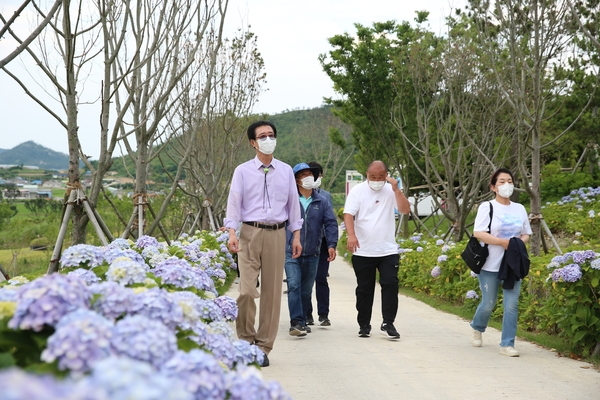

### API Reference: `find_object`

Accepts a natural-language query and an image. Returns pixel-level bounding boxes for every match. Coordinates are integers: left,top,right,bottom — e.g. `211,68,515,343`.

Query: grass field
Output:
0,248,51,279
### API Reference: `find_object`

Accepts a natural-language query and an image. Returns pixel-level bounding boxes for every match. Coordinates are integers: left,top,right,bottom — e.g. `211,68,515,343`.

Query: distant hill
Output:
0,141,70,171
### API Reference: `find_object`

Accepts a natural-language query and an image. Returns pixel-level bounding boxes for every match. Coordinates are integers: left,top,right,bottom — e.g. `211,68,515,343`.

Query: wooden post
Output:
47,188,77,273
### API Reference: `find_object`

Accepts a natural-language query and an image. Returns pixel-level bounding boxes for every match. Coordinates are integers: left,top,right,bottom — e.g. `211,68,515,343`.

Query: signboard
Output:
345,170,363,195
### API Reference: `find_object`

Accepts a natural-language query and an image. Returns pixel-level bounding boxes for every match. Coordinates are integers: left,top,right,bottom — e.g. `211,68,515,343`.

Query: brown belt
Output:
243,221,286,230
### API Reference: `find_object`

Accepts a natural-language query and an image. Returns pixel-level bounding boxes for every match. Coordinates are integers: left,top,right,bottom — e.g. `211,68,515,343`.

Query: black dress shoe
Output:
261,354,270,367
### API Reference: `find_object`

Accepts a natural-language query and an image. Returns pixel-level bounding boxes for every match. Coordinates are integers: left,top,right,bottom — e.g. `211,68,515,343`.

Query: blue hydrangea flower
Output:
67,268,101,285
103,247,146,265
214,296,238,321
41,309,113,375
208,321,235,340
435,239,444,246
589,210,596,218
590,258,600,270
203,333,236,368
9,274,91,331
197,299,224,322
0,286,19,302
0,368,67,399
216,232,228,243
466,290,479,299
128,288,184,330
470,270,478,278
161,350,227,399
227,365,292,400
111,315,177,368
410,235,421,243
106,257,148,285
205,267,227,280
430,266,441,278
189,321,211,346
106,238,132,250
169,291,203,330
89,281,134,320
232,340,265,366
60,244,104,268
416,247,423,252
437,255,448,263
80,356,191,400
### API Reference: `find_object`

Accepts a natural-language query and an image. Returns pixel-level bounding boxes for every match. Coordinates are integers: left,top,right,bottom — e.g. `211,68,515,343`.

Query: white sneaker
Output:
499,346,519,357
471,329,482,347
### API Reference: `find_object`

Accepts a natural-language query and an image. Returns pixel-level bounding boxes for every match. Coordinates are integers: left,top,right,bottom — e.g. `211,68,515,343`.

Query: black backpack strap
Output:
487,202,494,233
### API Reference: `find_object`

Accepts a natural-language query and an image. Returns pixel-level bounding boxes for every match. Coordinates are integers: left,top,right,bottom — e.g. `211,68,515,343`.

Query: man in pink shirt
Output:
224,120,303,367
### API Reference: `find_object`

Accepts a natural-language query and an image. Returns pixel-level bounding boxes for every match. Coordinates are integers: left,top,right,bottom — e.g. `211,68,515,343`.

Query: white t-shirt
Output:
343,181,398,257
474,199,532,273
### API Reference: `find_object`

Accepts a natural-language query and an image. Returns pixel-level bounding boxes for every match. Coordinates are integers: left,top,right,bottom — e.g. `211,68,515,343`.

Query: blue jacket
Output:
286,189,338,256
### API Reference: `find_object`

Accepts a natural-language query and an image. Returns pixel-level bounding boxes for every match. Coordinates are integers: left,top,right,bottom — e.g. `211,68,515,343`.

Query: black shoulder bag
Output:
461,202,493,274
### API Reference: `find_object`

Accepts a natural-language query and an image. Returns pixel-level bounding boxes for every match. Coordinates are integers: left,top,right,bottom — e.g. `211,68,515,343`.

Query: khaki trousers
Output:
236,224,286,355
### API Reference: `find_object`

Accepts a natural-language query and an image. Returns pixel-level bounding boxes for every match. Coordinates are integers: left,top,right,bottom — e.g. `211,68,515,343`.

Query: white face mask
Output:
368,180,385,191
313,176,322,188
497,183,514,198
256,137,276,155
300,176,315,190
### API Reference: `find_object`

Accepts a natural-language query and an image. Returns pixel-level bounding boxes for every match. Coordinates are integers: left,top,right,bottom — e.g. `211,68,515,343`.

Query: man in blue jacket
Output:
285,163,338,337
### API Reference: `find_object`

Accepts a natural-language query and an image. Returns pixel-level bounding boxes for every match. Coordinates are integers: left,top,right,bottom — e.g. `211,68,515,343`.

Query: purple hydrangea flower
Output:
161,350,227,399
437,255,448,263
410,235,421,243
135,235,161,250
470,270,478,278
67,268,101,285
89,281,134,320
80,356,191,400
466,290,479,299
571,250,597,265
106,257,148,285
216,232,228,243
205,267,227,280
214,296,238,321
60,244,104,268
128,288,184,330
430,266,441,278
441,245,451,253
111,315,177,368
436,239,444,246
227,366,292,400
553,264,583,283
416,247,424,252
41,309,113,375
189,321,211,346
9,274,91,331
590,258,600,270
232,340,265,366
153,257,215,292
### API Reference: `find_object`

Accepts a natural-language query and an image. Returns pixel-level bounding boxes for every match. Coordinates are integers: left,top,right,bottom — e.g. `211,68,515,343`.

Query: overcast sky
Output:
0,0,465,158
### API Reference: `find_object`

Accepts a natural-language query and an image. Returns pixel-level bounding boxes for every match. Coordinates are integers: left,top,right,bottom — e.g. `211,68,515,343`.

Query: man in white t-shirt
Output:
343,161,410,339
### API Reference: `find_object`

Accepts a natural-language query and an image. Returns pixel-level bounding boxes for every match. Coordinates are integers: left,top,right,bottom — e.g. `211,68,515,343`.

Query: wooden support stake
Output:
47,188,77,273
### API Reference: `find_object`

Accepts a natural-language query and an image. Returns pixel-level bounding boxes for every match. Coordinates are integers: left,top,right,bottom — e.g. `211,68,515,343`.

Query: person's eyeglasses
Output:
256,134,275,141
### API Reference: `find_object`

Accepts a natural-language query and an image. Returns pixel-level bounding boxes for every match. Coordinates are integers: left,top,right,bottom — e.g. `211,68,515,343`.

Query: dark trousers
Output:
307,240,330,318
352,254,400,328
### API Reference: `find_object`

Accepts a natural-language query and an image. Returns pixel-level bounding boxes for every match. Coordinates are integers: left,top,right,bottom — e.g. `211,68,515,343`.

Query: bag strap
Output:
487,202,494,233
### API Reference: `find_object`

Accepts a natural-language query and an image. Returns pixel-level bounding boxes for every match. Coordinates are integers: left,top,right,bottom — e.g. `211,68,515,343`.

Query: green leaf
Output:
177,338,201,352
0,352,16,368
572,330,587,343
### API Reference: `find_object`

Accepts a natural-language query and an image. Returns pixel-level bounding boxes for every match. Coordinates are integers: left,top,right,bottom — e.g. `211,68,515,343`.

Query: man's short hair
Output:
247,120,277,141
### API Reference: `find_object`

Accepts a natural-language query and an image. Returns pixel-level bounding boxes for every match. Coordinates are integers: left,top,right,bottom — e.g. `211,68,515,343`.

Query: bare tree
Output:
469,0,585,254
164,28,266,231
0,0,62,69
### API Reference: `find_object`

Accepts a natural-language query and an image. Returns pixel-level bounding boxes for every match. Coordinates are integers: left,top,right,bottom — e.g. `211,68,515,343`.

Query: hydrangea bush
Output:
544,250,600,356
0,231,289,399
